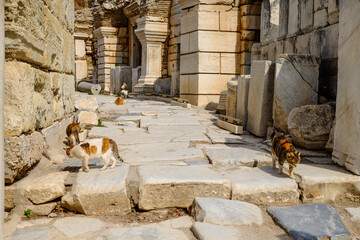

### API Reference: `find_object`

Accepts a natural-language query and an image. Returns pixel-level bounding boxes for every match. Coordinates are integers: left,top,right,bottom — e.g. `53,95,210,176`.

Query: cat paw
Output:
84,168,89,172
289,175,295,179
79,168,83,172
110,165,116,169
100,167,107,171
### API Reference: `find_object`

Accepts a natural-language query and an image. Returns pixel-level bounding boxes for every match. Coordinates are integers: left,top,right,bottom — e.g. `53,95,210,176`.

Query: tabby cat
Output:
66,122,80,146
271,132,301,179
64,138,121,172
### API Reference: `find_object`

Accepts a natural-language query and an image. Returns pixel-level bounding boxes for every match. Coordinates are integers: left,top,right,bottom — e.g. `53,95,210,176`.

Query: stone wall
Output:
259,0,339,101
4,0,75,183
332,0,360,175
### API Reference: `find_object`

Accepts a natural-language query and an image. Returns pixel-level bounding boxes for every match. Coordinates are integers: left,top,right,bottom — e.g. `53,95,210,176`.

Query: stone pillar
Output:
74,33,89,84
134,17,169,93
332,0,360,175
0,0,4,235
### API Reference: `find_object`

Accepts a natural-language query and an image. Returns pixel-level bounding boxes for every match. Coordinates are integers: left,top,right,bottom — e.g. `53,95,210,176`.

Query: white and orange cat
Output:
64,138,121,172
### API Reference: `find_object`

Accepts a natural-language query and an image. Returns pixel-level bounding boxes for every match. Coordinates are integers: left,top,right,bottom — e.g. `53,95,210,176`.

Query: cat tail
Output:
110,139,123,162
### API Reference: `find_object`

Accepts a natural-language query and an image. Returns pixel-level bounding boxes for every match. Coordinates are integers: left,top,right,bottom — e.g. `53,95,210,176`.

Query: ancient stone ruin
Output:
1,0,360,239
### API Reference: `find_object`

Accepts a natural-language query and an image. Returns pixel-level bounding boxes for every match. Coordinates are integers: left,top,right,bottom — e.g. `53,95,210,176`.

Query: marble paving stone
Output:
226,166,299,204
206,132,246,144
9,227,51,240
345,207,360,222
191,222,241,240
192,197,263,226
88,126,124,139
303,157,333,164
205,146,272,167
63,166,131,215
138,165,231,210
140,117,201,128
147,125,207,134
53,217,103,237
119,142,204,163
294,164,360,203
58,158,100,170
95,226,189,240
267,203,352,240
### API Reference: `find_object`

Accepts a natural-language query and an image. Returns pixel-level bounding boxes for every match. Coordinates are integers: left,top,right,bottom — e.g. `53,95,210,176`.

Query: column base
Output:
133,76,158,93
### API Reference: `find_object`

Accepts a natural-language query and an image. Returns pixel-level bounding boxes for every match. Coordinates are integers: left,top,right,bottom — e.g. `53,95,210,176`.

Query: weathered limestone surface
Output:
267,203,351,240
191,222,241,240
192,197,263,226
205,146,271,167
9,227,51,240
53,217,103,237
293,164,360,203
236,75,250,126
228,166,299,204
288,105,335,150
27,202,57,216
74,97,99,111
138,165,231,210
345,207,360,222
273,55,319,132
247,60,275,137
332,0,360,175
97,227,189,240
25,172,69,204
63,167,131,215
216,119,243,135
4,131,46,184
74,109,98,126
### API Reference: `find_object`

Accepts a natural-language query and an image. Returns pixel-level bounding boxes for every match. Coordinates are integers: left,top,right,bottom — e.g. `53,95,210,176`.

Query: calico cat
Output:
64,138,122,172
66,122,80,146
271,132,301,179
115,97,125,105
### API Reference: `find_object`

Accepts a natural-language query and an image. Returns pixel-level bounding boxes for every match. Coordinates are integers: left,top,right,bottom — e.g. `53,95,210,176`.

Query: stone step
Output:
205,146,272,167
61,166,131,215
138,165,231,210
225,166,300,204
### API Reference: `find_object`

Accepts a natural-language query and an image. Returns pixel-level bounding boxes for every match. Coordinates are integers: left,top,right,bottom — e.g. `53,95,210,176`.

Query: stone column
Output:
134,16,169,93
332,0,360,175
0,0,4,236
94,27,119,91
74,33,89,84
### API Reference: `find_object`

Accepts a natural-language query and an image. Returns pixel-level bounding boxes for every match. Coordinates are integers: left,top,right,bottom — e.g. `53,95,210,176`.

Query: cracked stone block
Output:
138,165,231,210
267,203,351,240
191,197,263,226
273,54,320,133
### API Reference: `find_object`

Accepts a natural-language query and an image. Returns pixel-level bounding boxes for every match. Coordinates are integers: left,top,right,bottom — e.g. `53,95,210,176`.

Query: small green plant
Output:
87,91,93,95
116,91,122,97
99,89,105,95
24,209,31,218
97,119,105,127
75,87,79,92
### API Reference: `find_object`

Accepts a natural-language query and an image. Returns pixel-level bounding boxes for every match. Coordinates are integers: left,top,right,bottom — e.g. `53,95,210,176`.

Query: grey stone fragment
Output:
267,203,352,240
345,207,360,222
192,197,262,226
9,227,51,240
53,216,103,237
191,222,241,240
96,226,189,240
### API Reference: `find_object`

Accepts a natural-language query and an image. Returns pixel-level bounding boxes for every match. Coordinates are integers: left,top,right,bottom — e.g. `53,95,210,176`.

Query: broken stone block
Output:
64,167,131,215
5,186,15,211
267,203,351,240
273,54,320,133
288,105,334,150
25,172,69,204
191,197,263,226
226,80,238,118
191,222,241,240
138,165,231,210
27,202,57,216
228,166,299,204
74,96,98,111
5,131,46,184
247,60,275,137
236,75,250,126
74,109,98,126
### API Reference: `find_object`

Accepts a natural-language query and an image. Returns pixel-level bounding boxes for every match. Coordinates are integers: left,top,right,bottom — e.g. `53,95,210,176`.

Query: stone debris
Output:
345,207,360,222
53,217,103,237
74,97,99,111
191,197,263,226
63,166,131,215
288,104,335,150
227,166,299,204
26,202,57,216
191,222,241,240
25,172,69,204
138,165,231,210
267,203,352,240
205,146,271,167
